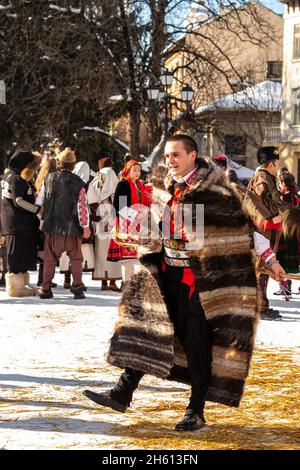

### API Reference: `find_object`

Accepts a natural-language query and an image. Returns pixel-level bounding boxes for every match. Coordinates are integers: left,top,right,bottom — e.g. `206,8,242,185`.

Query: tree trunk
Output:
129,104,141,159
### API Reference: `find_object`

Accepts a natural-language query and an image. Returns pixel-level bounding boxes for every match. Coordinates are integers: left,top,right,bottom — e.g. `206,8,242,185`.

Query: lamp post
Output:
147,70,194,140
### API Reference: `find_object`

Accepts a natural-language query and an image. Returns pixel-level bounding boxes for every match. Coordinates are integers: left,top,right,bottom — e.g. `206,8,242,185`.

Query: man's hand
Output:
82,227,91,240
272,214,283,224
269,260,286,281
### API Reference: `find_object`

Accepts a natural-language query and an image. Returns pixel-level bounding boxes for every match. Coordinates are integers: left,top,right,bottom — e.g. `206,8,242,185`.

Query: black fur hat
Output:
257,146,279,165
8,151,34,172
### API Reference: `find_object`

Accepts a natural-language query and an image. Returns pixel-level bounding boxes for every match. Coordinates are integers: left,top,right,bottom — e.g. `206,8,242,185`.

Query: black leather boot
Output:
83,389,129,412
71,283,85,299
38,288,53,299
175,409,206,431
37,261,44,287
259,308,281,320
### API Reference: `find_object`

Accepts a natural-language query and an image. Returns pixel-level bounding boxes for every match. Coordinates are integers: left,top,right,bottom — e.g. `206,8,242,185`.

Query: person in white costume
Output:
88,157,121,291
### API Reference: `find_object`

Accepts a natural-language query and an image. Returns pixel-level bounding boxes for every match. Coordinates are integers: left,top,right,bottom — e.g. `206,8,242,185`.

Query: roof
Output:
195,80,282,114
227,158,254,180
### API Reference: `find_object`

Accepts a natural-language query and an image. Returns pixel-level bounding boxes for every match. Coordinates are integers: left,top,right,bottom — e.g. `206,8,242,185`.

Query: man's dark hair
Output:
166,134,198,155
257,146,279,166
99,157,112,169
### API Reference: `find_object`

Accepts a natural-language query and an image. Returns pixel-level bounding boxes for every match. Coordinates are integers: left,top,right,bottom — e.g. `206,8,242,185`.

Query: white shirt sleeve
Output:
253,231,274,263
87,179,100,204
99,168,119,202
35,184,45,207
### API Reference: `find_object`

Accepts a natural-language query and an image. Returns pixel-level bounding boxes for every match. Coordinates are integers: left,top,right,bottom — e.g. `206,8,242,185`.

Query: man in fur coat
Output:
84,135,284,431
243,146,287,320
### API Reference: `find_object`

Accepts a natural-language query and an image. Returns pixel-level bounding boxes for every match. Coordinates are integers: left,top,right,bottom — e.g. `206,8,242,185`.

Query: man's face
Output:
164,140,197,178
269,159,280,176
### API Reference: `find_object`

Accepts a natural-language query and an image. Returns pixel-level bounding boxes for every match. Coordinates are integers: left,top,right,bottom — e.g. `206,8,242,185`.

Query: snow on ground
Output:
0,271,299,450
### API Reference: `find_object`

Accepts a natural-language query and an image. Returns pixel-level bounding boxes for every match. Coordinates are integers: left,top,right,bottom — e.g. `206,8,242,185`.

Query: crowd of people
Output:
0,141,299,310
0,145,151,299
0,140,299,310
1,134,300,432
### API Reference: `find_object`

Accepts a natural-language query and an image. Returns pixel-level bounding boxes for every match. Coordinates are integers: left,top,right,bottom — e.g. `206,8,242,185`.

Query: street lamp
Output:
181,85,194,103
146,84,160,101
160,70,174,87
147,72,194,139
158,86,166,102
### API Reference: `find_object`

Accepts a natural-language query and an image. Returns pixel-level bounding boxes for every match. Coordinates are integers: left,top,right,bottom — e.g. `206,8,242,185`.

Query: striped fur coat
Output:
108,159,258,407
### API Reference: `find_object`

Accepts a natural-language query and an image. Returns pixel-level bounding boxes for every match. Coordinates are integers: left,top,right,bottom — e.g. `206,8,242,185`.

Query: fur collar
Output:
164,158,231,198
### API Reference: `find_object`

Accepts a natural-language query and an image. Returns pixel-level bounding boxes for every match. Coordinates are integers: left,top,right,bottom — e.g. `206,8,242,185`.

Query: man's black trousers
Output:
112,266,212,415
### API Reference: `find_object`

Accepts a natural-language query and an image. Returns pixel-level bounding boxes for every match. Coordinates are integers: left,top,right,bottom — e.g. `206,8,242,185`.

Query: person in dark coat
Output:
38,148,91,300
0,172,8,286
243,147,288,319
0,150,41,296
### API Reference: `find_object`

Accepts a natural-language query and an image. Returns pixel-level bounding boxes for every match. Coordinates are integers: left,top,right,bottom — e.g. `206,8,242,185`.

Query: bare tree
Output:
0,0,123,166
0,0,281,169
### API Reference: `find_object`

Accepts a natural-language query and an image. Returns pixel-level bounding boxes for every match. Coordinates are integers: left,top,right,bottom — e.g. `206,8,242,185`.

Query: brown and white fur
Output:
108,159,258,407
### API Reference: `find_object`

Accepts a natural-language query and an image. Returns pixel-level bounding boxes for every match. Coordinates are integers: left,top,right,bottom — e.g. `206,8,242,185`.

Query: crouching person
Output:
38,148,90,300
0,151,41,297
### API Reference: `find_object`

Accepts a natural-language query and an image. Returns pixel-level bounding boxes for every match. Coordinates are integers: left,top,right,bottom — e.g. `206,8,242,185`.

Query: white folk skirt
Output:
92,234,121,280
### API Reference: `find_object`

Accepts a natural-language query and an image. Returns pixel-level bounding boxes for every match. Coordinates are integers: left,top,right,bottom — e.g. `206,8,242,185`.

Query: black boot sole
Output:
74,293,85,300
175,422,206,431
83,390,128,412
38,291,53,299
259,313,282,320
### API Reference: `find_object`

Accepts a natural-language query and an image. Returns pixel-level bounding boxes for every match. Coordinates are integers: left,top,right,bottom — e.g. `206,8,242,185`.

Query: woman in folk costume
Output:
59,161,94,287
88,157,121,291
107,159,152,285
273,170,300,295
84,135,285,431
0,151,41,296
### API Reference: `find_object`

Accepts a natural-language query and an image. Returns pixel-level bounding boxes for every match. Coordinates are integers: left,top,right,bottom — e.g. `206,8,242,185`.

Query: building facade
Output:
192,81,282,169
280,0,300,183
165,2,283,107
164,1,283,169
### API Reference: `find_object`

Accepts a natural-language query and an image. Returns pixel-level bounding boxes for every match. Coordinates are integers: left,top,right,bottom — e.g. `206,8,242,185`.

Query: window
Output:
266,61,282,80
293,24,300,60
293,88,300,125
225,135,247,156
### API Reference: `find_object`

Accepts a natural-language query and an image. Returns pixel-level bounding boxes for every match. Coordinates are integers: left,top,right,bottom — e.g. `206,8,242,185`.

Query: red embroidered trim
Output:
260,247,274,262
78,187,88,227
185,168,198,186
